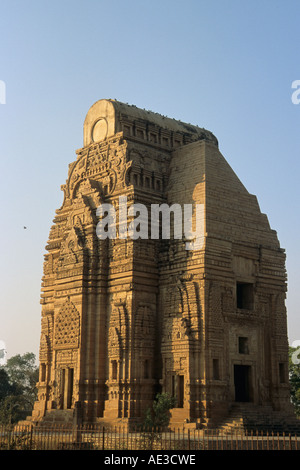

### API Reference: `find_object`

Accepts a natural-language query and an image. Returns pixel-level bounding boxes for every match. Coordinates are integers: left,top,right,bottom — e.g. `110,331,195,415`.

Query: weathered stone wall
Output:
31,100,293,428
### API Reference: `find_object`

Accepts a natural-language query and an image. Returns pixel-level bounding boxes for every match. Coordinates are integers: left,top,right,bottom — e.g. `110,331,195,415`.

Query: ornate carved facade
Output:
31,99,295,428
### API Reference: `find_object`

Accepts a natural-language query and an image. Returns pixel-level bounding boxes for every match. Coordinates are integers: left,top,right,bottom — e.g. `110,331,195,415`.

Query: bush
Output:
143,392,176,430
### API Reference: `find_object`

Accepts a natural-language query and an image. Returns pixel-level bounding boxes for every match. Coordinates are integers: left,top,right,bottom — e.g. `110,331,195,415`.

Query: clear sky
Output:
0,0,299,360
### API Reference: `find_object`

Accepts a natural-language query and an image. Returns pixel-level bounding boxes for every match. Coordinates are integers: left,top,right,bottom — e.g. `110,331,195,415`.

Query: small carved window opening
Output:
238,337,249,354
236,282,254,310
123,125,131,136
279,363,286,383
149,133,157,143
112,360,118,380
136,128,145,139
213,359,220,380
40,363,46,382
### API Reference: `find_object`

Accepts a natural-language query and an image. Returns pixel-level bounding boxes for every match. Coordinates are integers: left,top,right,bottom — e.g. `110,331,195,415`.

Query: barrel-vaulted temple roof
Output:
83,99,218,148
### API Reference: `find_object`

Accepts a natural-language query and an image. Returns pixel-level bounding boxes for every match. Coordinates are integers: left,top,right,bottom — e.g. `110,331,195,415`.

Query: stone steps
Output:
169,408,190,428
217,404,300,434
169,409,208,430
38,409,74,426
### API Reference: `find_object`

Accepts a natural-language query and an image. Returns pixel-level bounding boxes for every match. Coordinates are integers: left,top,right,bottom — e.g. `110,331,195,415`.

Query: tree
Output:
0,369,17,401
289,346,300,416
0,396,22,425
0,353,39,424
144,392,176,429
4,353,38,409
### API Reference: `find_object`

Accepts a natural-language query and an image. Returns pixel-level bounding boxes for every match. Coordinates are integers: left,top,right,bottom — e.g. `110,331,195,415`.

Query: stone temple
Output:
29,99,297,430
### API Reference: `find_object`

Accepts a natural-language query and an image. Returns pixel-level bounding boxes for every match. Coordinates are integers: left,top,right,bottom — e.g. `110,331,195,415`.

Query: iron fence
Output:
0,424,298,450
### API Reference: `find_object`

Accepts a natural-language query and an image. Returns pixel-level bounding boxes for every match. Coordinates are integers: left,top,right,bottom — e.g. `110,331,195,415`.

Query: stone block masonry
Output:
28,99,297,430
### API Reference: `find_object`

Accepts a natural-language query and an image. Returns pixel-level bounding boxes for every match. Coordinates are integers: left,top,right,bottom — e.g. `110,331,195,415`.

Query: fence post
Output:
30,425,33,450
72,401,83,448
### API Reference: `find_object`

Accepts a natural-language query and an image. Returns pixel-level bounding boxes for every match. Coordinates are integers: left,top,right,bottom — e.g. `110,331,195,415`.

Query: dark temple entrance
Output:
172,374,184,408
234,365,251,402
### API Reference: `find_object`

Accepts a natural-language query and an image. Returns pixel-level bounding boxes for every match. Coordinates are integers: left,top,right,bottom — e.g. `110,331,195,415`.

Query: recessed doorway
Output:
234,365,251,402
171,374,184,408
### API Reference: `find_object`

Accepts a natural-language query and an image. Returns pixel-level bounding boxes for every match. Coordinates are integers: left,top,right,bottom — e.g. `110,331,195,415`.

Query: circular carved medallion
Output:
92,118,108,142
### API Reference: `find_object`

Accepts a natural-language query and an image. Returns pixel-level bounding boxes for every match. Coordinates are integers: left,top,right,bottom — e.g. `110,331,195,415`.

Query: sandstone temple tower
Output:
31,99,295,429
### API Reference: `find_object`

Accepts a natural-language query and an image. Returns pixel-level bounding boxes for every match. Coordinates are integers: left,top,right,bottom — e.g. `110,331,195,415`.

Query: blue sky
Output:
0,0,299,359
